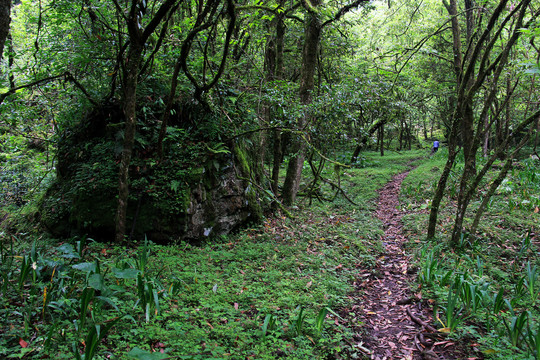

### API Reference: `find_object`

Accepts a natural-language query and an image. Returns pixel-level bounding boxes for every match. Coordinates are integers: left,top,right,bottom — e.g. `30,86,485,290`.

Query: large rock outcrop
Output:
39,101,264,242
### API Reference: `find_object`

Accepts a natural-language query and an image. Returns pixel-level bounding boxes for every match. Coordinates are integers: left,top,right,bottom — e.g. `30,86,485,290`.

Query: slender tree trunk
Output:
269,9,285,199
483,112,489,157
379,125,384,156
0,0,11,61
115,44,143,244
427,118,458,239
428,0,463,240
398,120,403,151
282,1,321,205
271,129,283,194
470,157,512,233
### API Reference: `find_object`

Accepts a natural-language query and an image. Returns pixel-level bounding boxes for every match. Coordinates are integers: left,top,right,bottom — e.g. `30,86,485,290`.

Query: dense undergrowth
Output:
0,149,420,359
1,146,539,359
401,148,540,359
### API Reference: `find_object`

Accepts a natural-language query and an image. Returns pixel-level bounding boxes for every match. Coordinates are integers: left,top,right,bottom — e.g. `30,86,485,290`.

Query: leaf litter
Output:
341,168,475,360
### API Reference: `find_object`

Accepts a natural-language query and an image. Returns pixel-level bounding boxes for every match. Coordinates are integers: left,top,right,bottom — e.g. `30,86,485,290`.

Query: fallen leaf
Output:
19,338,28,348
482,349,498,355
234,303,239,310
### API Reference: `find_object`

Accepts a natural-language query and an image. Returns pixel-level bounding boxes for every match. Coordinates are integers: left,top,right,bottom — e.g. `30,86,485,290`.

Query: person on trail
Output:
432,140,439,154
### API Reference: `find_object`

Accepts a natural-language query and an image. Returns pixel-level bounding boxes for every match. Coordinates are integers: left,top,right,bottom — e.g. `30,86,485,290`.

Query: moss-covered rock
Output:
39,101,267,242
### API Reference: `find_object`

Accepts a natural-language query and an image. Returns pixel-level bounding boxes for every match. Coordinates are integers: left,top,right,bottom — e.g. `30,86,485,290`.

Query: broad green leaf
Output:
112,267,140,279
127,347,167,359
72,262,97,273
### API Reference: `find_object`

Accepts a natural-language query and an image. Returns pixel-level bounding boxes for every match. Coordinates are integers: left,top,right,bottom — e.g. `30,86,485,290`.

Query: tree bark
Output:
379,124,384,156
427,117,458,239
282,0,322,205
114,0,179,243
115,43,143,244
0,0,11,61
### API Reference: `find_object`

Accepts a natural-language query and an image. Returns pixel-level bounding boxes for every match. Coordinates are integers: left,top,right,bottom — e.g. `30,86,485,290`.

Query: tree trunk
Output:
282,1,321,205
470,157,512,233
482,112,489,157
114,0,179,242
115,44,143,244
0,0,11,61
427,117,458,239
379,125,384,156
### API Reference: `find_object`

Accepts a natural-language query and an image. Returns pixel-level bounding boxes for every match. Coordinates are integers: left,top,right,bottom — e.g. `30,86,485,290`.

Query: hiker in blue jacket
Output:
430,139,440,156
433,140,439,152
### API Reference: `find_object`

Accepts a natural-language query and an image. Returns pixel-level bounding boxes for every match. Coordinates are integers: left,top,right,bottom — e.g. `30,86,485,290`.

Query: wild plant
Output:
475,256,484,278
518,233,532,259
73,316,119,360
419,247,439,286
526,321,540,360
136,273,161,322
513,276,528,304
459,281,482,315
492,288,506,315
440,285,465,332
78,287,95,331
294,306,307,336
314,307,329,335
502,311,529,348
136,237,152,275
438,269,454,287
262,314,278,337
315,306,341,336
525,261,539,303
18,255,32,291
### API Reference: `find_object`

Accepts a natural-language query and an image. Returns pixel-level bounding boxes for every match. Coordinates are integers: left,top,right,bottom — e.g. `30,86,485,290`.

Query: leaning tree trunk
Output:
282,1,321,205
427,0,464,240
427,117,459,239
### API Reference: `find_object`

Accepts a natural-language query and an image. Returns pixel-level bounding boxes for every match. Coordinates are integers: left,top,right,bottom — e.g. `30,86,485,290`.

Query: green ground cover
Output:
401,148,540,359
0,150,419,359
1,148,538,359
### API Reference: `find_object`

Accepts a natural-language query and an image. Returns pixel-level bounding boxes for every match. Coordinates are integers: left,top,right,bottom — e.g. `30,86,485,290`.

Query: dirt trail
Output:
353,168,459,360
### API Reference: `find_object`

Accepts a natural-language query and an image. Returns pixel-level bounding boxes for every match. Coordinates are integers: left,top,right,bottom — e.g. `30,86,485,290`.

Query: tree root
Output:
406,307,438,333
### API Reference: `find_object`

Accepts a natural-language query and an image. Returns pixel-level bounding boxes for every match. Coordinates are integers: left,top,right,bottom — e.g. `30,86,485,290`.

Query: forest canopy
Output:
0,0,538,243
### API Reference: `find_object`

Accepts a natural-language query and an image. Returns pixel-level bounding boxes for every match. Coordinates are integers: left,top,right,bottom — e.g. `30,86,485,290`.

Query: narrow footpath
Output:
353,168,461,360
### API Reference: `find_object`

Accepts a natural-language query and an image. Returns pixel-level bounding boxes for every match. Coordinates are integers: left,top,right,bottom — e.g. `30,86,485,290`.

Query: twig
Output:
319,177,357,206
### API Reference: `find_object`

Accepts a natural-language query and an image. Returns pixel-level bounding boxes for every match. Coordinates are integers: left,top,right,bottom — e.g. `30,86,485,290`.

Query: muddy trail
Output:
345,168,471,360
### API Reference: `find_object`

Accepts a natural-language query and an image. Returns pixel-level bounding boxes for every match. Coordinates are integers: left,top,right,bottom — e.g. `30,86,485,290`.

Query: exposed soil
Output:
344,168,479,360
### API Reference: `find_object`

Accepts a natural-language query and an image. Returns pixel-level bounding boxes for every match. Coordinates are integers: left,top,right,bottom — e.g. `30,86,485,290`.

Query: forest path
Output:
353,167,458,360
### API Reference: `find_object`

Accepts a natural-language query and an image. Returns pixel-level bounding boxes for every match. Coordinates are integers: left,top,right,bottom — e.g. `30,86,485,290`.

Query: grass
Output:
400,148,540,359
0,150,420,359
2,147,537,359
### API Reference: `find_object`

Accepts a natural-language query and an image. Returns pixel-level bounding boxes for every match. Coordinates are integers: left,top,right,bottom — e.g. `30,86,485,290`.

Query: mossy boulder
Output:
39,101,265,242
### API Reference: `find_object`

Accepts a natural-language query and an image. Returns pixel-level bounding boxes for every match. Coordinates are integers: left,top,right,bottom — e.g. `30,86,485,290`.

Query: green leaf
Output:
127,347,168,359
57,244,80,259
112,267,140,279
88,273,105,291
72,262,97,273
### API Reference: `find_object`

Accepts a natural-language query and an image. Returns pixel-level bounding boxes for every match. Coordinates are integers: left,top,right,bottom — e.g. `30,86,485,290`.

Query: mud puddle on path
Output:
349,168,462,360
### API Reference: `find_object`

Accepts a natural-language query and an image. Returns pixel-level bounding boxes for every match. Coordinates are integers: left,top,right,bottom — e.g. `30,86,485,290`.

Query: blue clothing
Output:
433,141,439,148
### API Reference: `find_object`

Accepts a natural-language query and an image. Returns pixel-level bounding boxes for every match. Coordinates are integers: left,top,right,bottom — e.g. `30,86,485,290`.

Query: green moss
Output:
233,142,264,220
